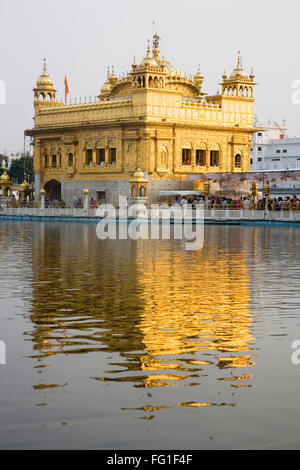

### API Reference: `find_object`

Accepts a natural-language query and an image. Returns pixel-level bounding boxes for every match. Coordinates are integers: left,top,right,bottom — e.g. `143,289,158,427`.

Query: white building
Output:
1,149,22,168
251,118,300,195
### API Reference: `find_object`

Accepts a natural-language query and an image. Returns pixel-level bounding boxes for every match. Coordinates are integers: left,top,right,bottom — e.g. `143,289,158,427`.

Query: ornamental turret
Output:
220,51,256,99
33,59,56,102
99,67,112,100
194,65,204,94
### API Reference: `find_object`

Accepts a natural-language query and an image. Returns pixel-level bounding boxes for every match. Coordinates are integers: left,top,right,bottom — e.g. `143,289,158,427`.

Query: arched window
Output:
44,155,49,168
68,153,73,166
160,145,168,167
235,154,242,168
52,154,57,168
148,76,153,87
210,150,219,167
239,87,243,97
132,185,136,197
142,76,146,88
140,186,145,197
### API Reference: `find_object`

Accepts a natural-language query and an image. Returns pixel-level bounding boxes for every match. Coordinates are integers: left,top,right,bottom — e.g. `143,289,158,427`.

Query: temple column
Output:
92,149,97,165
34,173,41,200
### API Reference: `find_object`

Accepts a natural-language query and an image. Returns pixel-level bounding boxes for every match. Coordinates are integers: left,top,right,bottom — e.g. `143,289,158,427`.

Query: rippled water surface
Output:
0,221,300,449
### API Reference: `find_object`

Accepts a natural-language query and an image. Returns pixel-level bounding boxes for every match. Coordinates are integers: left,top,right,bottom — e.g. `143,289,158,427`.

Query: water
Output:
0,220,300,449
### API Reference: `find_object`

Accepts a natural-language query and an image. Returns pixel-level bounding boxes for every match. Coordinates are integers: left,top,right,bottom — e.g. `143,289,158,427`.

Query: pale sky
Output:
0,0,299,152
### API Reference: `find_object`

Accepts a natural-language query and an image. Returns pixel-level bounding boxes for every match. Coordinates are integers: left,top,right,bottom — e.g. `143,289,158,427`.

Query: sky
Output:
0,0,299,152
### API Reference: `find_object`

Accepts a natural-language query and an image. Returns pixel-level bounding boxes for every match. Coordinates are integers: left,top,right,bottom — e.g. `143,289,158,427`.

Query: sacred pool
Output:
0,220,299,449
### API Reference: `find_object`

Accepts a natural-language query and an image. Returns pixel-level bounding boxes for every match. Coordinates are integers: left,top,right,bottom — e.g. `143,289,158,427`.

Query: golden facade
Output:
25,35,257,204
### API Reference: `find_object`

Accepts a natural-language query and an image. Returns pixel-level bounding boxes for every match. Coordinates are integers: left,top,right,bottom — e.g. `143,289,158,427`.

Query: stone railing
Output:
1,207,300,223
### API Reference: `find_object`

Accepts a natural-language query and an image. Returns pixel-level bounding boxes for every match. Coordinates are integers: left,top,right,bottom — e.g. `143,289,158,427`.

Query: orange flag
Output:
64,75,69,103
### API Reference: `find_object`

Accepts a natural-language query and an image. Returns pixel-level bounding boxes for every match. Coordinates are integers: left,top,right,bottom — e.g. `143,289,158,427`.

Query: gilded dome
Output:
163,63,184,77
36,59,54,88
101,67,112,94
131,168,147,182
0,171,10,182
138,40,158,69
109,67,118,87
19,181,30,191
230,52,248,80
101,79,111,94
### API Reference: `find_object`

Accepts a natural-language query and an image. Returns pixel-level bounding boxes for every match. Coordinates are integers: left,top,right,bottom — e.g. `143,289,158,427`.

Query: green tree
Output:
8,155,34,184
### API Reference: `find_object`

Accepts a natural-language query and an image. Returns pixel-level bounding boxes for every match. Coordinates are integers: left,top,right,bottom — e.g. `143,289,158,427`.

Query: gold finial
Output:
146,39,151,57
43,58,47,72
237,51,242,69
107,66,110,79
152,31,160,57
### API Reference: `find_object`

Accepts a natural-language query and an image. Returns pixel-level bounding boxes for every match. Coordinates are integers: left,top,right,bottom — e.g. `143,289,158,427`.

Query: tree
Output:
8,155,34,184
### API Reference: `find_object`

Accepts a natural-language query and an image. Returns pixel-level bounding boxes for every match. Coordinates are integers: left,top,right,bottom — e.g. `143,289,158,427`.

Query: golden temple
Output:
25,34,257,204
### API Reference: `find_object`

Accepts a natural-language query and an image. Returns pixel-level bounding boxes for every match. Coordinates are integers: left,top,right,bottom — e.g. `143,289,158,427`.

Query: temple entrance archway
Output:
44,180,61,200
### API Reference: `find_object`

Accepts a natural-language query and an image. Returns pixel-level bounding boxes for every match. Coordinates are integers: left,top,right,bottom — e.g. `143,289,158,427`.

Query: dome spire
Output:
229,50,248,80
146,39,151,58
33,58,56,102
237,50,242,69
152,31,160,58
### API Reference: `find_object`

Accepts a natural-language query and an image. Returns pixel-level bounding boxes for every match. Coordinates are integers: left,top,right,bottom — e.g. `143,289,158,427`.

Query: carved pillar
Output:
191,144,195,168
92,148,97,165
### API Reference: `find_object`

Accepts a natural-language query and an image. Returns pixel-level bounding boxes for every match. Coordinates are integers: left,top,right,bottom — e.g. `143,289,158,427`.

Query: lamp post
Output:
203,178,210,210
40,188,45,210
263,181,270,214
252,182,258,210
83,188,89,211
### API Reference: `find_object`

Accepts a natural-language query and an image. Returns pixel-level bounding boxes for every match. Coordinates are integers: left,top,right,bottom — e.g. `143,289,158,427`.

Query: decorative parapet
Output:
35,97,133,127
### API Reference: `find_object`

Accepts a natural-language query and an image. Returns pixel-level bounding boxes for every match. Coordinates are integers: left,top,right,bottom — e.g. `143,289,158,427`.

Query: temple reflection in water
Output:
27,222,256,402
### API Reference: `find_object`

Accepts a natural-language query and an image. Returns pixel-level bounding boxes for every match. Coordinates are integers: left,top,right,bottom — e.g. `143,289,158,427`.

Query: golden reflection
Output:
134,230,255,388
28,223,256,408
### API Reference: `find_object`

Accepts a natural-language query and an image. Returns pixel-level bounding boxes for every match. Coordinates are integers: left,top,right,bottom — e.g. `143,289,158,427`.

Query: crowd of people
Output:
4,194,300,212
174,195,300,211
